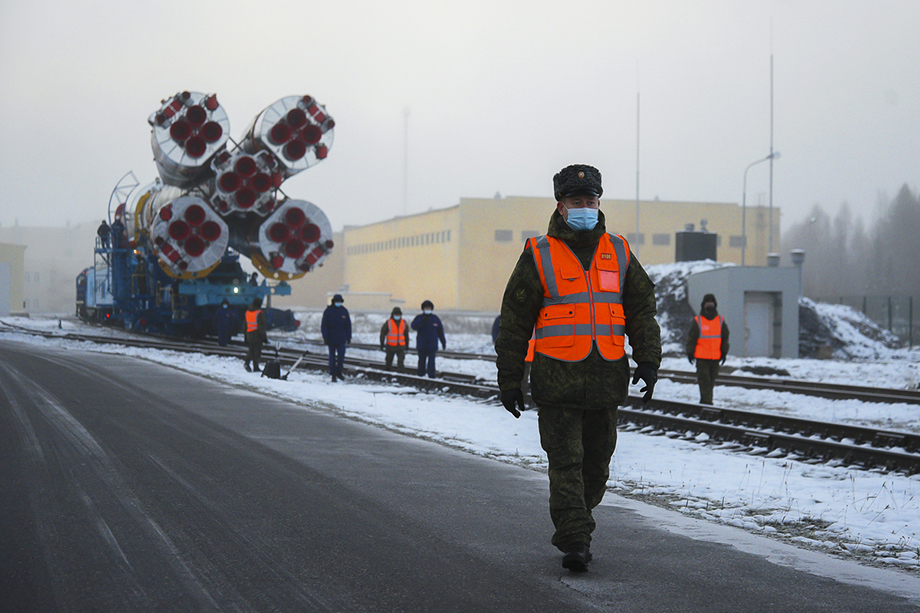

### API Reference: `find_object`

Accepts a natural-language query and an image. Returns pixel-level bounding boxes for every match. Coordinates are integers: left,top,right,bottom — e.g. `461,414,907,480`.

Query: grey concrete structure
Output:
687,265,801,358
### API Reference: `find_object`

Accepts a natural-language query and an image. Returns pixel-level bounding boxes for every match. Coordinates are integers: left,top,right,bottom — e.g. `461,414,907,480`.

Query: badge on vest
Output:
600,253,612,260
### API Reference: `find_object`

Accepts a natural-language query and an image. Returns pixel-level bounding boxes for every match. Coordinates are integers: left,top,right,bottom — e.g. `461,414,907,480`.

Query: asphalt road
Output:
2,338,919,612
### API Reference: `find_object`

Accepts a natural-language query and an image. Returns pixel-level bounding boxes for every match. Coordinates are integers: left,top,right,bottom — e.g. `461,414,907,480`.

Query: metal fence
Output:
819,295,916,348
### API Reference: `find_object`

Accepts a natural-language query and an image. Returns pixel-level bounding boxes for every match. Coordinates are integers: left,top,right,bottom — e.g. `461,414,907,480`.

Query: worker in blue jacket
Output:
321,293,351,382
212,299,238,347
411,300,446,378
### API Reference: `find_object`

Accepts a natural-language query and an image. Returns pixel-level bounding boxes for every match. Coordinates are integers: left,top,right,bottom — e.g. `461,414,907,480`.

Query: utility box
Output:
675,224,717,262
686,265,801,358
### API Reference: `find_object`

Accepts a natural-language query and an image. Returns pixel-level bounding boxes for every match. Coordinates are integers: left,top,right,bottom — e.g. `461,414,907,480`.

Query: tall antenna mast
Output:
403,107,410,215
768,54,775,253
635,87,640,254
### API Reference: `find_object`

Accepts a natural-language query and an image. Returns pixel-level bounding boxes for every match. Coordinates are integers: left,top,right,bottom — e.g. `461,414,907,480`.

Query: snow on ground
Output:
2,315,919,573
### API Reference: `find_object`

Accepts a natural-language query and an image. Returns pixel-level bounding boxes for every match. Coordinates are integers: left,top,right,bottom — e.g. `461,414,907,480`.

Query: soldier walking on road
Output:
686,293,729,405
495,164,661,573
380,307,409,370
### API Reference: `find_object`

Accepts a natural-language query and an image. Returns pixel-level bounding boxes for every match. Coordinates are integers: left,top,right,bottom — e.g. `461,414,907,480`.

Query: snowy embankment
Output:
2,313,919,573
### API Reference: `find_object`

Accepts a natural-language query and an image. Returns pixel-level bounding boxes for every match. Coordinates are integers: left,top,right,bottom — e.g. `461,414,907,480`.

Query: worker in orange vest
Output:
379,306,409,370
686,293,730,404
244,297,267,372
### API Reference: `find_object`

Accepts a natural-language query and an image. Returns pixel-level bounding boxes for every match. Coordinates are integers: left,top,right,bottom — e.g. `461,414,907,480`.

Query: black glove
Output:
720,356,726,366
687,355,694,365
380,345,385,351
632,362,658,404
442,343,447,351
500,388,524,418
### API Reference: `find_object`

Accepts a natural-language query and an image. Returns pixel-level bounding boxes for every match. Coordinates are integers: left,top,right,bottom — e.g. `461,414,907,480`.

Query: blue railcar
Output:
76,234,298,338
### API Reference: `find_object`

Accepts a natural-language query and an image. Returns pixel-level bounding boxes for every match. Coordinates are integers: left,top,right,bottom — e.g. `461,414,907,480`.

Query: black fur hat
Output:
702,294,717,307
553,164,603,200
421,300,434,310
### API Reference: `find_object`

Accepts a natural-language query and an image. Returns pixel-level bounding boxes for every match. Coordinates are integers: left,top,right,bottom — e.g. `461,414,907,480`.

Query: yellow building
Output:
0,221,99,314
335,195,778,313
0,242,27,315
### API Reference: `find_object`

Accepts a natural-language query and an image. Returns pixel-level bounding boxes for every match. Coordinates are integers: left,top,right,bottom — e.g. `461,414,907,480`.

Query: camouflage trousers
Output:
538,406,619,551
695,359,721,404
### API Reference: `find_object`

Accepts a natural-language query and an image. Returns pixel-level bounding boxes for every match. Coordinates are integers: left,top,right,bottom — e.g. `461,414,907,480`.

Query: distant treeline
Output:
782,184,920,300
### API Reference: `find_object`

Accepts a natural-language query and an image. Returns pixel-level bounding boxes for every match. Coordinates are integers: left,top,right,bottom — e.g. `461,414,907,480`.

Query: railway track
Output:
3,321,919,474
331,340,920,405
658,368,920,405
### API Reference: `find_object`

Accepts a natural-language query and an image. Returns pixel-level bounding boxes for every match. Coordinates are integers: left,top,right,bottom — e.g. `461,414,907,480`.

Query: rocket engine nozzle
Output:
231,199,333,281
241,95,334,180
149,92,230,188
209,149,278,216
148,195,230,278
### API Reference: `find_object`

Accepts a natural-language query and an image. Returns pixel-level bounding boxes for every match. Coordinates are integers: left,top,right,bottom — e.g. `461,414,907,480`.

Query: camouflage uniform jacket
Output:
495,210,661,410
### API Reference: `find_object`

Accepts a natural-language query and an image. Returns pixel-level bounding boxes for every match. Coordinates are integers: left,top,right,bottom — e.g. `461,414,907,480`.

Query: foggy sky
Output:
1,0,918,235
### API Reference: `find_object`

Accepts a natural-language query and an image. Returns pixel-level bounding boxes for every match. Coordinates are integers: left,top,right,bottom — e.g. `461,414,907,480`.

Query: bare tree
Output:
782,184,920,299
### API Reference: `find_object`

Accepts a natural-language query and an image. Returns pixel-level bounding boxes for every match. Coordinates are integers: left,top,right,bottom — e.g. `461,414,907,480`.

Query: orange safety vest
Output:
246,309,262,332
693,315,724,360
529,233,630,362
525,335,535,362
386,318,407,346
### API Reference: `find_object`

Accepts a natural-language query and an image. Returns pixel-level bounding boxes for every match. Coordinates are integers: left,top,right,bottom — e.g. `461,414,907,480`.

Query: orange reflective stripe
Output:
246,309,262,332
531,234,629,362
693,315,723,359
386,319,407,346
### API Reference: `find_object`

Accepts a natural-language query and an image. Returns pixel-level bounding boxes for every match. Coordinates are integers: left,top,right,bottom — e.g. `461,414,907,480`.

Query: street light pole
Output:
742,151,780,266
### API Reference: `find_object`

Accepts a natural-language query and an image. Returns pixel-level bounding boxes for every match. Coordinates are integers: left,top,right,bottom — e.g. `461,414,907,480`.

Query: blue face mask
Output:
565,207,599,231
334,302,343,307
393,315,401,320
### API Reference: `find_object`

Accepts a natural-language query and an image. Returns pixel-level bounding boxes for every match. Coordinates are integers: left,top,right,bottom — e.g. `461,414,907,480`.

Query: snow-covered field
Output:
2,314,919,573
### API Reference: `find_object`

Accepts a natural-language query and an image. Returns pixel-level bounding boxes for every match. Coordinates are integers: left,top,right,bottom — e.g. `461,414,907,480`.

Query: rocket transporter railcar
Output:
76,91,336,337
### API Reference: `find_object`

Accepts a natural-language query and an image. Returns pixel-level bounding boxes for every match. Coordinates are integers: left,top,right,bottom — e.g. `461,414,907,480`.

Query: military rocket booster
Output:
129,91,335,280
149,92,230,189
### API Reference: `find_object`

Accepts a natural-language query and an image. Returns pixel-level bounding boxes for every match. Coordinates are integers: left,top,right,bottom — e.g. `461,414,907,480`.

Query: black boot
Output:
244,362,252,372
561,543,591,572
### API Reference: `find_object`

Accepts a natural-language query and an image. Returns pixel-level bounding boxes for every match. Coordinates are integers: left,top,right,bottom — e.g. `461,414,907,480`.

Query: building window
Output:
652,233,670,246
729,236,745,248
626,233,645,245
494,229,513,242
521,230,540,241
